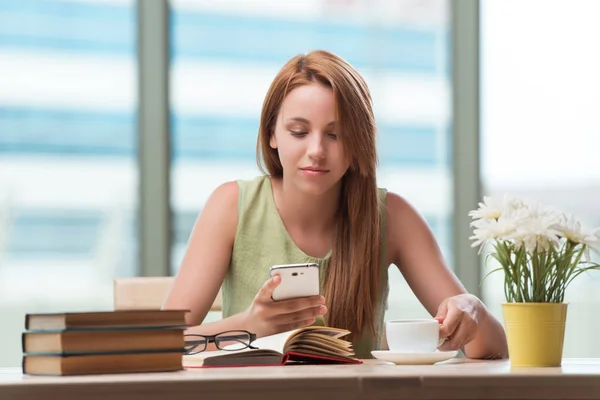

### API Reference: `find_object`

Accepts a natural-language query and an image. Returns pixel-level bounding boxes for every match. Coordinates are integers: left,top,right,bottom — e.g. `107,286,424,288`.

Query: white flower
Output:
507,216,562,253
469,195,600,260
503,195,528,214
552,213,600,262
501,202,561,252
471,195,600,302
469,196,564,253
468,196,504,221
468,194,526,222
586,229,600,246
470,215,519,252
586,230,600,262
556,213,597,244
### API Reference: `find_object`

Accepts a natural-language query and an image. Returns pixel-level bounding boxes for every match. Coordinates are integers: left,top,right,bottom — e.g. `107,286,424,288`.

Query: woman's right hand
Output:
243,275,328,338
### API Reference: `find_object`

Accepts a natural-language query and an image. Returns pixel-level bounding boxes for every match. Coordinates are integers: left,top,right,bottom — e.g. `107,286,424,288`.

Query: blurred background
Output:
0,0,598,366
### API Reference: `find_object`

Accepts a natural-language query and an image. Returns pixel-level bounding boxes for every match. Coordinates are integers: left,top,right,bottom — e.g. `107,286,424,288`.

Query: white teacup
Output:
386,319,441,353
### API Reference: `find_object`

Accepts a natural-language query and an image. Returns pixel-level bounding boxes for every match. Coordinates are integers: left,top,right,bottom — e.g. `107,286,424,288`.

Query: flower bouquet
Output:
469,196,600,367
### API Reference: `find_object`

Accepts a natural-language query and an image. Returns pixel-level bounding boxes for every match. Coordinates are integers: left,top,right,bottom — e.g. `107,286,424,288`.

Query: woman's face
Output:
270,82,350,196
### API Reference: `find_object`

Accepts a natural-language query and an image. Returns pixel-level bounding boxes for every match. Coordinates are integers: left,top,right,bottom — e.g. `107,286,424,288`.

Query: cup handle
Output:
436,318,446,347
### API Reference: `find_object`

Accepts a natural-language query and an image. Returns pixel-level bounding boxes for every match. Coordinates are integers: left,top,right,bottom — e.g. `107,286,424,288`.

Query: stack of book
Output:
22,309,188,376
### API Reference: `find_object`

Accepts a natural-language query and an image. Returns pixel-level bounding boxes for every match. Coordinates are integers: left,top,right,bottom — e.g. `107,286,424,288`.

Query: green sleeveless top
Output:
222,175,390,359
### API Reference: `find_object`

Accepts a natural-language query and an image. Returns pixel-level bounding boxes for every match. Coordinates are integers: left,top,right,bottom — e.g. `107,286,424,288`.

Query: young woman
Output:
163,50,508,360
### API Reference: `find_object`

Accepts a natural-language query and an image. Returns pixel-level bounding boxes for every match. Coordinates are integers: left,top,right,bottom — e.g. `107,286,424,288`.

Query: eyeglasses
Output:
184,330,258,355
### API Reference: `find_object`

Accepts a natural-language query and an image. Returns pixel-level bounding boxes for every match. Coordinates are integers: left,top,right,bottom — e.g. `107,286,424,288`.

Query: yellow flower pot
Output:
502,303,567,367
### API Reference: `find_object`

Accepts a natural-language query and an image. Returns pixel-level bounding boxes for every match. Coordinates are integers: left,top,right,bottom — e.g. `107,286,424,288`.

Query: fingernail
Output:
319,296,325,304
319,306,327,315
272,275,281,283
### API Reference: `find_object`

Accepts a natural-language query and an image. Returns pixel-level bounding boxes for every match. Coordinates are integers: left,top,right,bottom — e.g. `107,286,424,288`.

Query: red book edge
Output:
185,351,362,369
283,351,362,365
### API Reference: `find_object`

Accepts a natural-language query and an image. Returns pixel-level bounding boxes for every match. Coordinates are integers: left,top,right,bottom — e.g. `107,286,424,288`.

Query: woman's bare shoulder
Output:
385,191,420,216
385,191,433,264
199,180,240,240
210,180,239,203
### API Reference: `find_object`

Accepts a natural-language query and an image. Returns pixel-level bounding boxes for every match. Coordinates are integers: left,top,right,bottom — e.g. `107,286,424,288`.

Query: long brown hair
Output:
256,50,381,339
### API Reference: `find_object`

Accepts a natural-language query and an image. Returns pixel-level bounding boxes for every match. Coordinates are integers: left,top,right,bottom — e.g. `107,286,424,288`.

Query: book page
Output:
287,333,353,351
286,343,355,359
251,329,298,352
286,337,353,355
251,326,354,360
290,326,350,340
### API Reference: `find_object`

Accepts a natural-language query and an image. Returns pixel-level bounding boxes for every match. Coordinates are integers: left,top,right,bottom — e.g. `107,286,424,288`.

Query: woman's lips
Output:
300,167,329,176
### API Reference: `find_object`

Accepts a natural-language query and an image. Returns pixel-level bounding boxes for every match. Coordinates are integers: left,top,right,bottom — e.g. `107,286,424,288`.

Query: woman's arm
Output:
162,181,243,335
163,181,327,339
386,192,508,359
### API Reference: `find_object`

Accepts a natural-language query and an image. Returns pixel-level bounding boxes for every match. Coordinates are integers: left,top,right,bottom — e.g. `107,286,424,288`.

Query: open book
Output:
183,326,361,368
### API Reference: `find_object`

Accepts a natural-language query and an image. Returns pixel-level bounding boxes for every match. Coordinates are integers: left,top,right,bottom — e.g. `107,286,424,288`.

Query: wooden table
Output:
3,358,600,400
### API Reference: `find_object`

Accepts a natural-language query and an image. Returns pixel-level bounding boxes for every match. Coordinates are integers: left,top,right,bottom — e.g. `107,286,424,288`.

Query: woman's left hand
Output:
434,293,488,351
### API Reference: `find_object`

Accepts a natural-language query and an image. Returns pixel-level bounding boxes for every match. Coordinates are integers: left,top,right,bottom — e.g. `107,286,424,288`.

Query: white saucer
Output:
371,350,458,365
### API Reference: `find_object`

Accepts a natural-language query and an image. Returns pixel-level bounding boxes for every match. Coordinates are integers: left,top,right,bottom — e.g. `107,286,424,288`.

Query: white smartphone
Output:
269,263,320,301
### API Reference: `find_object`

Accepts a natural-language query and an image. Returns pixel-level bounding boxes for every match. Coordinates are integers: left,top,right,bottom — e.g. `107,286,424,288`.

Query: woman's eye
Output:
328,133,338,139
290,131,308,137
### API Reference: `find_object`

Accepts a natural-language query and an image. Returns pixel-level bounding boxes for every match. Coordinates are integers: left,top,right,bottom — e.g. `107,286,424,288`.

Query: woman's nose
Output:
307,134,326,160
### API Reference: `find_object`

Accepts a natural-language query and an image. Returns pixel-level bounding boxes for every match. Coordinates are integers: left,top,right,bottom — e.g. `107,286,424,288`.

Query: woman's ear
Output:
269,133,278,149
